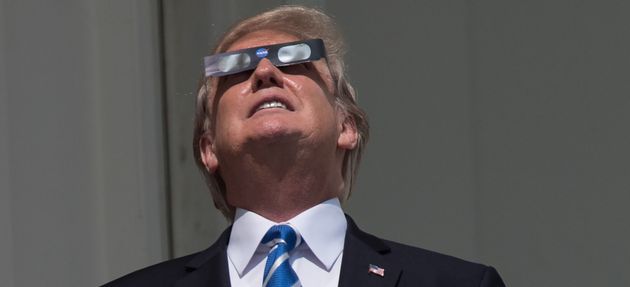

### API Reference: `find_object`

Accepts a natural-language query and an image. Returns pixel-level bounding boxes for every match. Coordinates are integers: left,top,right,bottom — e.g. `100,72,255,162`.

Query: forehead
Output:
227,30,301,52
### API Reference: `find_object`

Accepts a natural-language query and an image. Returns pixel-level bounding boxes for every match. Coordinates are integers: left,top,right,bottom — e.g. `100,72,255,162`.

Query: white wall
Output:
0,1,168,286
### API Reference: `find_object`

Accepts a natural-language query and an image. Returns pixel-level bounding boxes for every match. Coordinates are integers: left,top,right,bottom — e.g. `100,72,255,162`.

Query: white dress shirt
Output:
227,198,347,287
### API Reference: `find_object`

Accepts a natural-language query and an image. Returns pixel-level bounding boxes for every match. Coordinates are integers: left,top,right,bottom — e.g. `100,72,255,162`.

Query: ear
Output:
200,134,219,173
337,115,358,150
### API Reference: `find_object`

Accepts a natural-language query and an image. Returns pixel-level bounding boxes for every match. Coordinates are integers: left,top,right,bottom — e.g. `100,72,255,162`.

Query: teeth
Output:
257,101,287,111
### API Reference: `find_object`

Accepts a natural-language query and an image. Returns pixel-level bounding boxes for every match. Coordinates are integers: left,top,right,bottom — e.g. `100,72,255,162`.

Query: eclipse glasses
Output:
204,39,326,77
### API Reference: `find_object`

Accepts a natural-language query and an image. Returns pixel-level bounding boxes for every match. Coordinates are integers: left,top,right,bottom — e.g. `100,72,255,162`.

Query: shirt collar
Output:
227,198,347,275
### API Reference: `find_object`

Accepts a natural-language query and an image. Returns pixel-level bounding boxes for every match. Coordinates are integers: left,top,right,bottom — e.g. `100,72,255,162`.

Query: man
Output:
105,5,505,287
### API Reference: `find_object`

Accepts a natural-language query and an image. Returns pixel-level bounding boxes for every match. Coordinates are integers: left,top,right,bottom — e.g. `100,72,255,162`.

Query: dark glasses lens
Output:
216,53,251,74
278,43,312,63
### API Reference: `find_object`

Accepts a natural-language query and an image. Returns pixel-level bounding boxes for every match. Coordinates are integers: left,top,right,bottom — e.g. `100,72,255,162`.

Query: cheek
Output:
214,86,243,119
304,81,336,113
312,61,336,96
305,89,340,133
211,91,241,142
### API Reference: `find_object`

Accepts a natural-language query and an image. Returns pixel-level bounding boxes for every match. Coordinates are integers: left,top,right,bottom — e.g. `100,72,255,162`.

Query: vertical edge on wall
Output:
156,0,175,261
0,0,16,284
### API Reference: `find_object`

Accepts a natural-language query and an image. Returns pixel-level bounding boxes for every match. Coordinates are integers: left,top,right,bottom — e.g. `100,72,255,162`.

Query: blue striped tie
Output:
261,224,302,287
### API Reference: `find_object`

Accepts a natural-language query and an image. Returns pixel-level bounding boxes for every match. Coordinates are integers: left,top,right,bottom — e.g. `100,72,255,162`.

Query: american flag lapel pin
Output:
368,264,385,277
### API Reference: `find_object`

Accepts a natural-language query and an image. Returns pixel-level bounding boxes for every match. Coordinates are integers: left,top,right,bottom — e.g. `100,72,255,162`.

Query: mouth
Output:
256,100,288,111
249,97,294,117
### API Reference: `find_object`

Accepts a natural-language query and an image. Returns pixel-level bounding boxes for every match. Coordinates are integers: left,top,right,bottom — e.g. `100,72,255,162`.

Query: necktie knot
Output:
261,224,302,252
260,224,302,287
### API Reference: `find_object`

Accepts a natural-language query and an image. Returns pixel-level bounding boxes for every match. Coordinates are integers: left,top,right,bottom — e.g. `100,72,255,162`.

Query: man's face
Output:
202,30,354,173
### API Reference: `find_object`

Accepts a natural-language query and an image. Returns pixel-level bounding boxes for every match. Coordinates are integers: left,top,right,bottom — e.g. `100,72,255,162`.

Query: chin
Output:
247,118,302,143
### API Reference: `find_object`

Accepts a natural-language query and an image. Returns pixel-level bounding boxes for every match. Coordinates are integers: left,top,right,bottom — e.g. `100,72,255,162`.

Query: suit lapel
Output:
338,216,402,287
175,228,232,287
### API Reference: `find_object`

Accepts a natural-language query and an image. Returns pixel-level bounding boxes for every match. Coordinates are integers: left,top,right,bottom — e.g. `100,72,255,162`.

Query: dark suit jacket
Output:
103,216,505,286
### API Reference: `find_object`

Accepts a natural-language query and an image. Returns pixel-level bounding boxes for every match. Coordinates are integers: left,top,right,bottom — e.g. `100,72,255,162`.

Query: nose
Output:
251,58,284,91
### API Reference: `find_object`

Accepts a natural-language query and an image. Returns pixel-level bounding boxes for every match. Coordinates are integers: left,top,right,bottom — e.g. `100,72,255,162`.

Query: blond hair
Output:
192,5,369,220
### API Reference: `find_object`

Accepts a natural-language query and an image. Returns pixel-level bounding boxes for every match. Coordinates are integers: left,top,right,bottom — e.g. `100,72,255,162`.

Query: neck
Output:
220,140,345,222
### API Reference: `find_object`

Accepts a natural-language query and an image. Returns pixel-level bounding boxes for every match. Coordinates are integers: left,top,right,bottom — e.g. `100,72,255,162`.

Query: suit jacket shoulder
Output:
101,253,197,287
339,216,506,287
101,228,232,287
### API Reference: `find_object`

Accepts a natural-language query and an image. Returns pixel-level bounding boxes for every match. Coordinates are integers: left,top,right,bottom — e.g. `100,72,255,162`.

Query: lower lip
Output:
252,107,291,116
